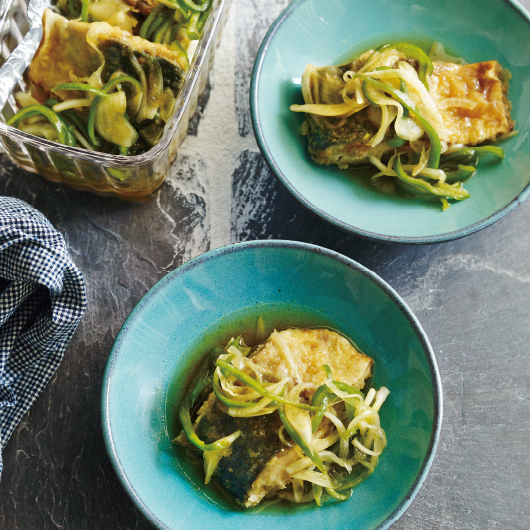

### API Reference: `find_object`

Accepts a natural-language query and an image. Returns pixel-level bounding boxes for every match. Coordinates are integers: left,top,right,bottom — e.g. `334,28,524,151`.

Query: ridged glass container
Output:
0,0,229,200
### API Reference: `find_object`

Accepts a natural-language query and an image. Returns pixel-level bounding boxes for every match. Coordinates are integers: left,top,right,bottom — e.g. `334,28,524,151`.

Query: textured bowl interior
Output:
102,241,441,530
251,0,530,243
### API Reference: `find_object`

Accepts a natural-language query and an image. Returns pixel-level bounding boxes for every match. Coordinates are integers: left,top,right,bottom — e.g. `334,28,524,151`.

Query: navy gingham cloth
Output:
0,198,86,477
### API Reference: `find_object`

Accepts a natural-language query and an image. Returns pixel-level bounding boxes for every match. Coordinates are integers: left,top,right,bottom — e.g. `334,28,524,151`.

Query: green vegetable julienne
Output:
180,0,210,12
80,0,90,22
42,98,95,149
375,42,434,90
212,371,261,409
444,145,505,161
139,0,211,46
86,76,142,147
353,73,442,169
55,114,77,147
153,17,175,43
311,380,364,433
278,406,324,472
148,12,171,41
388,134,407,147
215,359,321,412
139,4,165,39
394,155,471,204
62,109,90,140
53,83,109,98
325,486,352,501
8,105,68,145
170,40,189,69
313,484,323,506
399,78,410,117
197,1,212,32
186,12,201,40
179,372,241,452
172,0,190,20
336,466,374,492
362,66,391,107
103,75,143,94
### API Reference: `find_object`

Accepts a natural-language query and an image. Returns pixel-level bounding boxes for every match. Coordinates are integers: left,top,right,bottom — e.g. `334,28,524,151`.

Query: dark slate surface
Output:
1,0,530,528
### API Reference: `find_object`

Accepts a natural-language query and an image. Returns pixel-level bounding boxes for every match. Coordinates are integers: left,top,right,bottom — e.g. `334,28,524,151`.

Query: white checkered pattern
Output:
0,198,86,476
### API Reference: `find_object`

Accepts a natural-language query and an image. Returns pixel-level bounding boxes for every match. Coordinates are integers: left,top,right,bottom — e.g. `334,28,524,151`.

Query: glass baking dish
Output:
0,0,229,200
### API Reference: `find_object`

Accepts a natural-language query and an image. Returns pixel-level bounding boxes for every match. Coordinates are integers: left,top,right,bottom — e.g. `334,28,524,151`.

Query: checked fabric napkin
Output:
0,197,86,477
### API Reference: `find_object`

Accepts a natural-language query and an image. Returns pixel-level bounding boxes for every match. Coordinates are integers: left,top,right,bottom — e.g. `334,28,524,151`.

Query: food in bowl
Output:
174,327,390,508
290,42,513,209
7,0,213,155
57,0,211,47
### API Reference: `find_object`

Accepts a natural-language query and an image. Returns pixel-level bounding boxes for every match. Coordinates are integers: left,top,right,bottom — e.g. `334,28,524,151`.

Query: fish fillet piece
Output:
29,10,101,94
177,328,373,507
429,61,513,145
189,392,287,504
250,328,373,389
29,9,187,96
306,105,394,167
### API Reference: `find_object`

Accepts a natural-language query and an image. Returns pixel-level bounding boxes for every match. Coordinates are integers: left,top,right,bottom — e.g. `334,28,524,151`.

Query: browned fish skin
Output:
193,395,285,505
121,0,158,16
429,60,513,145
306,106,401,167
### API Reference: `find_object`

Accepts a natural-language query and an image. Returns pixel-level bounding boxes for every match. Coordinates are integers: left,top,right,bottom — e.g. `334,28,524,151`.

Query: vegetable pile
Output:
177,336,389,506
9,0,214,155
291,43,508,210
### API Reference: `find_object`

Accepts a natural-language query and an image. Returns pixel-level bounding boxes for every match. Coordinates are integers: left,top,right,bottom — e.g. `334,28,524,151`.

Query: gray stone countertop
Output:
0,0,529,528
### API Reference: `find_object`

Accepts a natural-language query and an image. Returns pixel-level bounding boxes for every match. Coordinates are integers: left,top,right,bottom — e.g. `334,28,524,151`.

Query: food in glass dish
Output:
290,42,514,210
57,0,211,49
7,0,212,155
174,327,389,508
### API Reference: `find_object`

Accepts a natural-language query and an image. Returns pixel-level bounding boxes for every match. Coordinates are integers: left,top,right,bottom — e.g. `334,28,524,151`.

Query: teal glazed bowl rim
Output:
249,0,530,245
101,240,443,529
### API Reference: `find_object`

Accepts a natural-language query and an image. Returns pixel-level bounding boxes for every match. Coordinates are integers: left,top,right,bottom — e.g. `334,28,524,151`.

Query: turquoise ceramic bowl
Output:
250,0,530,244
102,241,442,529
